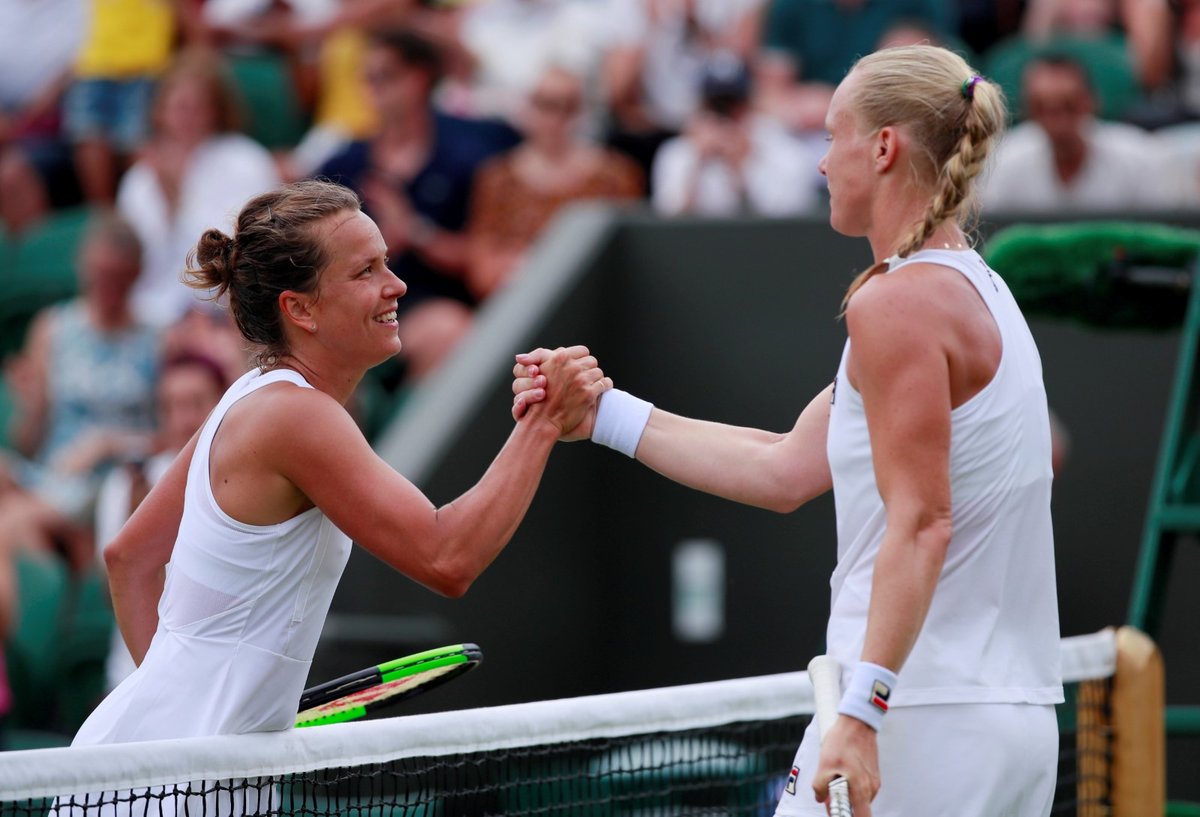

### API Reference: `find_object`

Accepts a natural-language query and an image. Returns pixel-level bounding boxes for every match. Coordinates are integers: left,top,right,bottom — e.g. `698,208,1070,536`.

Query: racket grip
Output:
808,655,843,737
828,776,853,817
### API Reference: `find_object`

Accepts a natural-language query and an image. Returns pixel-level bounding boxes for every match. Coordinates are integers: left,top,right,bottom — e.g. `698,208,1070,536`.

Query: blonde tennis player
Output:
73,179,609,746
513,44,1063,817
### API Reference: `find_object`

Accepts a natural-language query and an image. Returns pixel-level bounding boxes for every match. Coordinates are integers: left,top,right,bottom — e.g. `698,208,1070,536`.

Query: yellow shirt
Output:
76,0,175,78
313,28,377,137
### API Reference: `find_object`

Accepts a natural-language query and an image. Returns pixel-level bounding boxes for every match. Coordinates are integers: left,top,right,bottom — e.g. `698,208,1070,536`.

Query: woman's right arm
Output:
274,348,609,597
514,354,833,512
631,383,833,512
104,434,197,664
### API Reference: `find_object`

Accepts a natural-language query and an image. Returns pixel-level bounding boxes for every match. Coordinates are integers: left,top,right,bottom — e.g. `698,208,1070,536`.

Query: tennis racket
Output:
296,643,483,728
808,655,853,817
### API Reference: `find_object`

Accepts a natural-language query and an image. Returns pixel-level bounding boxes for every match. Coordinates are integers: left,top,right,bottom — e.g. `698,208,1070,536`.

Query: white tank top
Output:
824,249,1063,707
72,368,353,744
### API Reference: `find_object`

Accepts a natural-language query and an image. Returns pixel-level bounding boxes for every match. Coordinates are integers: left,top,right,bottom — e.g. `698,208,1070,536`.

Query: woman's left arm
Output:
811,274,955,816
851,278,955,671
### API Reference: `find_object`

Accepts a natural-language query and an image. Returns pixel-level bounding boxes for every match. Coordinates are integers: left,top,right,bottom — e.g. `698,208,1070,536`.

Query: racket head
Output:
296,643,483,728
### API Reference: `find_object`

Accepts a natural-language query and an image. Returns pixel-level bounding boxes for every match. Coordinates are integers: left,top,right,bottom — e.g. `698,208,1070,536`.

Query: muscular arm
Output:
812,274,955,816
848,282,954,672
266,350,607,597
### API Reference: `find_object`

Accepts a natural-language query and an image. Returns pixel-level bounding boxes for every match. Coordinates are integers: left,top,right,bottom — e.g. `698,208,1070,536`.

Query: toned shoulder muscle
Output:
217,382,444,560
846,264,999,409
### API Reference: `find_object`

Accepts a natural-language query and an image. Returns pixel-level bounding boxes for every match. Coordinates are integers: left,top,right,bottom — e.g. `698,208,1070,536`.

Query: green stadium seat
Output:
0,206,92,358
53,568,115,732
227,52,310,150
984,34,1141,122
5,551,69,735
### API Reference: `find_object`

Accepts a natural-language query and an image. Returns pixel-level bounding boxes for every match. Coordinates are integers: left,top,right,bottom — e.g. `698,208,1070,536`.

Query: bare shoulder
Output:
845,262,975,348
226,380,364,459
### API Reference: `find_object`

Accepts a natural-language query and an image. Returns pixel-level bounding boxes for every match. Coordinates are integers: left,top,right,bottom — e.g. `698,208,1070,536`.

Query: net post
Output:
1076,675,1110,817
1110,626,1165,816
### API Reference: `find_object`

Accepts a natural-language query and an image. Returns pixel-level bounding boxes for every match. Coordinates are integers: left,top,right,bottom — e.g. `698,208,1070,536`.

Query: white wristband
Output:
836,661,898,732
591,388,653,458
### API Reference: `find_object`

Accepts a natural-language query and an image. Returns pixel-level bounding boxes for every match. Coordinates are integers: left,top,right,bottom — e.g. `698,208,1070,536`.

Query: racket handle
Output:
828,776,853,817
807,655,843,738
809,656,854,816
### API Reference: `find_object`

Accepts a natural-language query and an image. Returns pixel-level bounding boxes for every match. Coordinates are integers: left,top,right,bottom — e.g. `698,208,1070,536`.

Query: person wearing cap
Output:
649,51,820,216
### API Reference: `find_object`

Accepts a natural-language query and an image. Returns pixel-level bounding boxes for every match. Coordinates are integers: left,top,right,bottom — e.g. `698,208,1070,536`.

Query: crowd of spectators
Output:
0,0,1198,742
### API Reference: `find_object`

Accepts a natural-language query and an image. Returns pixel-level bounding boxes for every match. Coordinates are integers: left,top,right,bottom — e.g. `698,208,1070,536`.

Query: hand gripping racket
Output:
296,643,483,728
808,655,853,817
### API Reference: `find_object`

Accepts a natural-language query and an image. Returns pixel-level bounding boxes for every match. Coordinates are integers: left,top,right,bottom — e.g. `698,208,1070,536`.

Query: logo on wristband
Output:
871,680,891,712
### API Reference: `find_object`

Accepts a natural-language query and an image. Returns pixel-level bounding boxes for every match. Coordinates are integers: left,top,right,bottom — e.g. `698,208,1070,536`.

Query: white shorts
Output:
773,703,1058,817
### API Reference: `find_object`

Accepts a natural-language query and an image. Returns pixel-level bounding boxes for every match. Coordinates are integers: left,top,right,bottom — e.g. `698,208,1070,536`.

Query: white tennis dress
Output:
73,368,353,744
776,249,1063,817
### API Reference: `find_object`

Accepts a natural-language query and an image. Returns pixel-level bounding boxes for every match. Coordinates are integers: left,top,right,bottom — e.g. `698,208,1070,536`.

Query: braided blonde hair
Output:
840,45,1008,309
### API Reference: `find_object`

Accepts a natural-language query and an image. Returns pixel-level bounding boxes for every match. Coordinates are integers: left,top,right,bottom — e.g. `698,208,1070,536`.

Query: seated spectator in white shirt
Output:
980,53,1175,213
651,51,820,217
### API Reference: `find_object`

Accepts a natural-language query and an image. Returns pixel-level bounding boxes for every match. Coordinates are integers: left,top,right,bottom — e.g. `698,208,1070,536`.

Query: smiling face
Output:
302,210,407,369
819,71,877,238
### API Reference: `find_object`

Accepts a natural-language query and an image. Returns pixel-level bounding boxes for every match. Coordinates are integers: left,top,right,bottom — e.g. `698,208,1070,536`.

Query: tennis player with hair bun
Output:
513,44,1063,816
70,179,610,746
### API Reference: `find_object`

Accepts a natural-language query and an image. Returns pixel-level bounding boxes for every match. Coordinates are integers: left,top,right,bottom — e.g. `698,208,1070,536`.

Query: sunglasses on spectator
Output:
531,93,582,117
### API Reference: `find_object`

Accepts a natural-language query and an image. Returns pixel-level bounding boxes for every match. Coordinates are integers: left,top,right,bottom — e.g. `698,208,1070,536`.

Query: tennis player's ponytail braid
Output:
840,46,1008,311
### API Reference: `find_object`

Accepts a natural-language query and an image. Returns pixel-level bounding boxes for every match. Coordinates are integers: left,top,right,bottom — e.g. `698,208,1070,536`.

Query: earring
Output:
309,324,317,333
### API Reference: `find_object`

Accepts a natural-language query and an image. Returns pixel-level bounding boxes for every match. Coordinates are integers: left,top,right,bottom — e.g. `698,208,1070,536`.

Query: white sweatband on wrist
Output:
837,661,898,732
591,388,653,458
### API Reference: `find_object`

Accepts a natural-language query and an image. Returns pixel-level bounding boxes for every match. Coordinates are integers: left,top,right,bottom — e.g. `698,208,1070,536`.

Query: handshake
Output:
508,346,610,442
510,346,654,457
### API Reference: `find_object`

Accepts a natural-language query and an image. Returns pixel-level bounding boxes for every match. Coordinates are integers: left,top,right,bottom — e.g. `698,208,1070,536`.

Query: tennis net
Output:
0,627,1160,817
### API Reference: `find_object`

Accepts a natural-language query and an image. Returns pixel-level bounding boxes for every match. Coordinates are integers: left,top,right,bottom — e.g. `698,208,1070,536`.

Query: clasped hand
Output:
511,346,610,440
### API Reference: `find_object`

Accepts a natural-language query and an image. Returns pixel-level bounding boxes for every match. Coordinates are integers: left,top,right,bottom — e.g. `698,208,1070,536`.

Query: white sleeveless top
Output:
825,249,1063,707
73,368,353,743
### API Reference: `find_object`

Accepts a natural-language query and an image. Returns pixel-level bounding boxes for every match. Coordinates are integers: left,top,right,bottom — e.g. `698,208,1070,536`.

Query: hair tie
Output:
961,75,984,101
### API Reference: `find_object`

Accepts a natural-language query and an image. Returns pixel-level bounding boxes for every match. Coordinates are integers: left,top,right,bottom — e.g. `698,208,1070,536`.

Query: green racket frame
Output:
296,643,482,727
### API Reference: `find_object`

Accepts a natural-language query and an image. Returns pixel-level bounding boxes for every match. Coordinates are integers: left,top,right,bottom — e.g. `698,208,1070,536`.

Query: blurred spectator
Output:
651,52,819,216
0,0,86,234
94,351,227,690
317,28,518,383
1174,0,1200,118
602,0,766,188
160,307,253,388
277,0,422,180
1,213,159,564
117,48,281,330
983,0,1173,122
456,0,614,132
1021,0,1173,91
756,0,956,131
467,65,644,301
957,0,1025,55
979,54,1174,212
63,0,200,206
